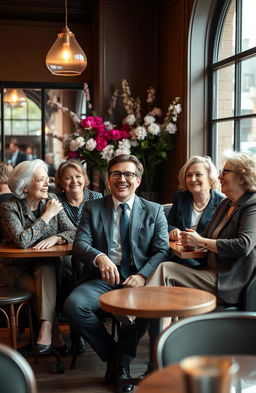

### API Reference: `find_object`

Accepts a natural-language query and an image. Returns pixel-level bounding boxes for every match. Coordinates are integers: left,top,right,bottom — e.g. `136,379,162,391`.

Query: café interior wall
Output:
0,20,93,83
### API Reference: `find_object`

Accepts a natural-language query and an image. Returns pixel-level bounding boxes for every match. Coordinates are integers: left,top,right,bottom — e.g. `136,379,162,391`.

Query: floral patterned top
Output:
57,189,103,227
0,193,76,286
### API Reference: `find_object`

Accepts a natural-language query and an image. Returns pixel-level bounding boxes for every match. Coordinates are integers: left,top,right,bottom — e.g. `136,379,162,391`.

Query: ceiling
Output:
0,0,94,23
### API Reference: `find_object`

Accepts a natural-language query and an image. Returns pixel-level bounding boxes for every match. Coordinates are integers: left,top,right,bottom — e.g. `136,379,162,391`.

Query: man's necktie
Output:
119,203,131,279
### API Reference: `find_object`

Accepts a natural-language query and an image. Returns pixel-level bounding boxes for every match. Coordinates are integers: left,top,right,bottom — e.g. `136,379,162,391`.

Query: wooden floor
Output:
0,322,149,393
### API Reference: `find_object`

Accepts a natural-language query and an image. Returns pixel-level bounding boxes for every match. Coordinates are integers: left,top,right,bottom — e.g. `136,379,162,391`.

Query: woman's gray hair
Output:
8,159,48,199
222,151,256,192
178,155,218,190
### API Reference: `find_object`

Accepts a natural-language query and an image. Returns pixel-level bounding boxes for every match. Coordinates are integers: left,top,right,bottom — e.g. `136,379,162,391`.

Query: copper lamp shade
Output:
4,88,27,108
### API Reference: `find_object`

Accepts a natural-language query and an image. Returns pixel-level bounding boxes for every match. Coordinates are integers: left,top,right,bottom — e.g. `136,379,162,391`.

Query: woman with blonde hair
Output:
167,155,223,266
0,161,13,204
55,159,102,352
148,151,256,307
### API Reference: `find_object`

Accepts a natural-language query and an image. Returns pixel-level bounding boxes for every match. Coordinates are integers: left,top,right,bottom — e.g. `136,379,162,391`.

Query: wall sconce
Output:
4,88,27,108
45,0,87,76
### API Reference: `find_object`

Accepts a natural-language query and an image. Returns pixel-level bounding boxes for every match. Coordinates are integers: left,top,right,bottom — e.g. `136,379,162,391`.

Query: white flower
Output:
175,103,182,113
130,140,139,147
134,126,147,140
76,136,85,148
69,139,80,151
147,123,160,135
104,121,115,130
100,144,114,161
123,114,136,126
144,115,156,125
172,115,178,122
85,138,97,151
166,122,177,134
115,139,131,155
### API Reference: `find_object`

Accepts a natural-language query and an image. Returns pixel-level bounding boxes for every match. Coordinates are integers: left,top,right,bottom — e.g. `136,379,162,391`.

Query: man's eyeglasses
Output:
219,169,235,176
109,171,137,180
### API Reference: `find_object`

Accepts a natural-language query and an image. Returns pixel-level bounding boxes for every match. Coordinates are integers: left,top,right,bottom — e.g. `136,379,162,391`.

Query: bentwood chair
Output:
0,287,36,359
156,311,256,369
0,343,38,393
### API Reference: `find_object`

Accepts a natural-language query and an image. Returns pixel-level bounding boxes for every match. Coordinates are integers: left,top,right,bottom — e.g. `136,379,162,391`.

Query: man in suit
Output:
9,139,27,167
64,154,169,393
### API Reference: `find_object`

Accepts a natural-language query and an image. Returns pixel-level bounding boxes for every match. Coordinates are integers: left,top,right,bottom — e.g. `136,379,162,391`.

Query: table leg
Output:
148,318,163,371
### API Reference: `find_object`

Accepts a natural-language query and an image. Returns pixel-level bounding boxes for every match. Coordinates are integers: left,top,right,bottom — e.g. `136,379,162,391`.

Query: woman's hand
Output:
169,228,181,241
41,199,63,223
180,228,204,249
33,235,59,249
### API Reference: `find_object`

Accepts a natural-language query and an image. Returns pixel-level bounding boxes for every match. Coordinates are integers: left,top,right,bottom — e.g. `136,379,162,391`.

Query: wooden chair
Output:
0,287,36,362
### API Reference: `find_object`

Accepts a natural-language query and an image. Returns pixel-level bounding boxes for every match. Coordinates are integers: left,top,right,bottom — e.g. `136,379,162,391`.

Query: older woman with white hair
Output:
167,155,223,267
0,159,76,355
148,151,256,307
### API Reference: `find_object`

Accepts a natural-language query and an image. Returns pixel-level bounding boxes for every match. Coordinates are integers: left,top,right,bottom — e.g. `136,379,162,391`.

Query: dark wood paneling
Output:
0,0,93,23
95,0,158,119
157,0,194,203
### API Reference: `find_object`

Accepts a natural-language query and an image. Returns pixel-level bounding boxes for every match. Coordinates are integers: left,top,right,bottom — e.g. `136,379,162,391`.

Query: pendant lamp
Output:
4,88,27,108
45,0,87,76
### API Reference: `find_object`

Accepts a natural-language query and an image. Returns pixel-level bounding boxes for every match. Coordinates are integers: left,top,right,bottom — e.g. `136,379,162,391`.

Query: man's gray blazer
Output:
73,194,170,280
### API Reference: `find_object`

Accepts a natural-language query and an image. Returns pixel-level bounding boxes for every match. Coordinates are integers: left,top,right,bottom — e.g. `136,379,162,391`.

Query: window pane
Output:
240,117,256,152
218,0,236,62
242,0,256,51
27,94,41,120
45,89,85,167
28,120,41,134
214,65,235,119
240,56,256,115
215,121,234,169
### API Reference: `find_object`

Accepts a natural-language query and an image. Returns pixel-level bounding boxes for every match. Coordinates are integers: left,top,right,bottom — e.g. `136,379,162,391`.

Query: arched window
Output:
209,0,256,168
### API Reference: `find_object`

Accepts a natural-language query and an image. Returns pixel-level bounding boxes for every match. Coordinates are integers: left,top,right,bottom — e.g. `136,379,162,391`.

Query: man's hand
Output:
96,254,120,285
123,274,146,288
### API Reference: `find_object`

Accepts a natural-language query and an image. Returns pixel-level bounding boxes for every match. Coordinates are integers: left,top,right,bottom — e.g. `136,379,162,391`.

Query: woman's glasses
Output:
219,169,235,176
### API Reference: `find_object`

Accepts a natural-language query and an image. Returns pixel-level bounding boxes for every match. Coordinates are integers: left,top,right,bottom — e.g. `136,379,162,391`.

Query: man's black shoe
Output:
115,366,134,393
71,336,86,355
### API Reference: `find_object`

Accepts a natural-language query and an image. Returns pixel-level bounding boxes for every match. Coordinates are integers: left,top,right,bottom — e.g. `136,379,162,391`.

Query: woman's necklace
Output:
193,196,210,213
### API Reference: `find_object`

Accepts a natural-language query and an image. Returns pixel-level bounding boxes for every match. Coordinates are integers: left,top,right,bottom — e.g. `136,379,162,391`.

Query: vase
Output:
139,191,158,202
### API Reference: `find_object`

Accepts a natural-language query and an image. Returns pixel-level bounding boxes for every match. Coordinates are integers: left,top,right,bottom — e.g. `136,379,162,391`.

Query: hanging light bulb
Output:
45,0,87,76
4,88,27,108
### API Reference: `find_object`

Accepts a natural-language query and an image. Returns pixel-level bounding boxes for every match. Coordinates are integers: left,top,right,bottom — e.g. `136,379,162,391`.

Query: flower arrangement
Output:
48,81,181,193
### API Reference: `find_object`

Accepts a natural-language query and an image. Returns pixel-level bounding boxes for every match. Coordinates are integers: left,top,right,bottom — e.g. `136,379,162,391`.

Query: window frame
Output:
208,0,256,162
0,81,84,161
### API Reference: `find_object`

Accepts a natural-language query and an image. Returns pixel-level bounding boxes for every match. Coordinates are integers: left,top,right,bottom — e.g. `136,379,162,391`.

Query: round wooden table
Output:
100,286,216,370
0,243,73,258
136,355,256,393
100,286,216,318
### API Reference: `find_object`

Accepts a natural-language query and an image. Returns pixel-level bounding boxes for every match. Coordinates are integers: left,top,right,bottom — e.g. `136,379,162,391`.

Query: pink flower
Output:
120,130,130,139
95,136,108,151
81,117,96,128
67,151,79,158
94,124,106,134
94,116,103,124
109,129,122,140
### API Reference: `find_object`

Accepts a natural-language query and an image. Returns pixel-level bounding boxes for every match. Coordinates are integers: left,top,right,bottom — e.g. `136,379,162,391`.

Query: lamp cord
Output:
65,0,68,28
